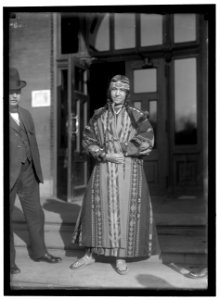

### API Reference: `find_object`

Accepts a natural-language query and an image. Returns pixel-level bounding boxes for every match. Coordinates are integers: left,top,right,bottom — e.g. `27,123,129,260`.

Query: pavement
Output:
6,194,208,293
8,247,207,291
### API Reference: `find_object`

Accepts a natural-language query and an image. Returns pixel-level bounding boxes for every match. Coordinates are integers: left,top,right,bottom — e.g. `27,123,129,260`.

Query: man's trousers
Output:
10,159,46,266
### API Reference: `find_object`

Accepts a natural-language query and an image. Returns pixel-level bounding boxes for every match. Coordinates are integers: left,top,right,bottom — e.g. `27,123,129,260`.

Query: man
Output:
9,68,61,275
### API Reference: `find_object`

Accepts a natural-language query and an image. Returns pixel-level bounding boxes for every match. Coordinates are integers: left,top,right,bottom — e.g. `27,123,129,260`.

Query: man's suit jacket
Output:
10,106,43,190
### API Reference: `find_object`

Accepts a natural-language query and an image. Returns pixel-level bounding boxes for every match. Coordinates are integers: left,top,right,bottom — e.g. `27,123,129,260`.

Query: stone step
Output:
12,196,207,226
12,196,207,265
161,252,206,266
158,227,207,265
13,222,207,265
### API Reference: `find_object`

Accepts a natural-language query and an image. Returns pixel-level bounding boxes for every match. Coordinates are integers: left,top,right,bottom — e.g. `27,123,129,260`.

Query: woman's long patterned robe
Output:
72,104,160,258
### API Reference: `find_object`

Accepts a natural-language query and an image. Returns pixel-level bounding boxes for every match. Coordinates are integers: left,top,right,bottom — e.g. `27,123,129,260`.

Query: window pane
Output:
95,14,110,51
59,69,68,148
174,14,196,43
149,100,157,148
134,69,157,93
174,58,197,145
141,14,163,47
114,13,135,49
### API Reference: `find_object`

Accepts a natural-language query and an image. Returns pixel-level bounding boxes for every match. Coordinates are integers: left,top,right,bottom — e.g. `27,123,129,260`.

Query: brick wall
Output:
9,12,53,197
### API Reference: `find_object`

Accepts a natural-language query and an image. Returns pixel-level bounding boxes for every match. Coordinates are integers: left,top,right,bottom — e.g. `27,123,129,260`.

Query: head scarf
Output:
109,75,130,91
107,75,130,104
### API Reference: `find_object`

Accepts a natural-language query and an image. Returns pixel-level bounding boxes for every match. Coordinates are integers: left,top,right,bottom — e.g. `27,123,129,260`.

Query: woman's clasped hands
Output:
106,153,125,164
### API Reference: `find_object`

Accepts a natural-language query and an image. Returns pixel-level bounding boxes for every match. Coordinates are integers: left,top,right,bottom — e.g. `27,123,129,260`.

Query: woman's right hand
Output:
106,153,125,164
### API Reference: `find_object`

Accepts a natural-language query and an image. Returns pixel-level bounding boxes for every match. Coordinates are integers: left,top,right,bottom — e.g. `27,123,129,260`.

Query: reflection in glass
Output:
76,99,80,152
59,69,68,148
114,13,135,49
174,58,197,145
95,14,110,51
134,69,157,93
141,14,163,47
149,100,157,148
174,14,196,43
57,69,68,200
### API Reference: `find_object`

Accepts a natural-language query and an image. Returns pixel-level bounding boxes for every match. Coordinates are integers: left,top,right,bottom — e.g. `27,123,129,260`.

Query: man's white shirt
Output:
10,112,20,126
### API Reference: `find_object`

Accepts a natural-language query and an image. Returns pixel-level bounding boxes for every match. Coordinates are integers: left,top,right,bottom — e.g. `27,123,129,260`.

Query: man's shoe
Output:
10,264,21,275
35,253,62,263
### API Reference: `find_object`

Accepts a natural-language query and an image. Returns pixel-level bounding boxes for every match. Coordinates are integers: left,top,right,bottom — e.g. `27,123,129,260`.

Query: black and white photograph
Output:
2,2,216,296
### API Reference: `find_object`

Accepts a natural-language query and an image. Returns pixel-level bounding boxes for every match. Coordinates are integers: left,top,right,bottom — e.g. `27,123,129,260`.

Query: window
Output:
174,14,196,43
94,14,110,51
134,69,157,93
149,100,157,148
174,58,197,145
114,13,136,49
141,14,163,47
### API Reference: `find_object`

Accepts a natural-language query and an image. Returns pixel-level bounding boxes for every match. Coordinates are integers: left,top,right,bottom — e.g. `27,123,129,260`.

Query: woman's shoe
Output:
69,254,95,270
116,259,128,275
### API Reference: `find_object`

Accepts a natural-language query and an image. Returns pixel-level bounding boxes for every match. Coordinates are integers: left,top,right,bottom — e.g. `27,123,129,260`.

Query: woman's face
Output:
110,81,127,106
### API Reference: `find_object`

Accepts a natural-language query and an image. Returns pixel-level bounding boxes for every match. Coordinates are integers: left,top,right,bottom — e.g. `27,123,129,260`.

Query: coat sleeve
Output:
121,109,154,158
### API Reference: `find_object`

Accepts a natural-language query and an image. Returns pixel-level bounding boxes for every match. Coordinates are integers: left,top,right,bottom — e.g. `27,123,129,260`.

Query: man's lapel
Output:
18,107,29,131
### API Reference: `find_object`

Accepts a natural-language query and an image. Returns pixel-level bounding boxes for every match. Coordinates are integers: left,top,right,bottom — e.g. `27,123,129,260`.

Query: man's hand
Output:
106,153,125,164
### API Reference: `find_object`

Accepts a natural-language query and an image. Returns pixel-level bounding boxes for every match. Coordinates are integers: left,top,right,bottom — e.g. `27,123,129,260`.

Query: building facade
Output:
7,7,211,202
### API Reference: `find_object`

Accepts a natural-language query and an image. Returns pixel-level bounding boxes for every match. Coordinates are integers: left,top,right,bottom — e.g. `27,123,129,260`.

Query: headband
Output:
110,75,130,91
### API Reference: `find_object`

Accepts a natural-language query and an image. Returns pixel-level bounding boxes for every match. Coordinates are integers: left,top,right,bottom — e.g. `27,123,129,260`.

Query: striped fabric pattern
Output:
72,105,160,258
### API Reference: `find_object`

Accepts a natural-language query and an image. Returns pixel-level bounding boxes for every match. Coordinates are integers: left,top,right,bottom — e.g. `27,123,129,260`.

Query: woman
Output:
70,75,160,275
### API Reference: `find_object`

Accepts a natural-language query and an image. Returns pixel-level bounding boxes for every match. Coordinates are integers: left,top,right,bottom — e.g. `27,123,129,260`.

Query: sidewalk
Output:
8,194,208,292
10,247,207,290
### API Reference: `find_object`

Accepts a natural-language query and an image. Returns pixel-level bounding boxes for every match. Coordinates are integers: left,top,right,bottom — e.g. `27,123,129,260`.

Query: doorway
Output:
89,58,168,194
89,61,125,117
56,58,169,200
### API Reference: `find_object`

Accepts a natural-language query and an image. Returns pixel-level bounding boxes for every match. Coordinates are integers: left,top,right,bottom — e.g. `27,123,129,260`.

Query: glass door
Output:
126,59,168,194
67,57,89,202
56,57,89,202
170,56,202,191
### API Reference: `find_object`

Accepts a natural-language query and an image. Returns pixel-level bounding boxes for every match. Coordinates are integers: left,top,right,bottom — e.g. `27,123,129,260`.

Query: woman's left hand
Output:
139,142,151,155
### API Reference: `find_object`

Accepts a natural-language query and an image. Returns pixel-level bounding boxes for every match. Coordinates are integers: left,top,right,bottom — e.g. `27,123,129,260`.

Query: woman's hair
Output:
107,74,130,102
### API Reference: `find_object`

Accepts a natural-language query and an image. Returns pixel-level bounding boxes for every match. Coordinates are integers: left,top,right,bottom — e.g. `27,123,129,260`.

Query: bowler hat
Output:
9,68,26,90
